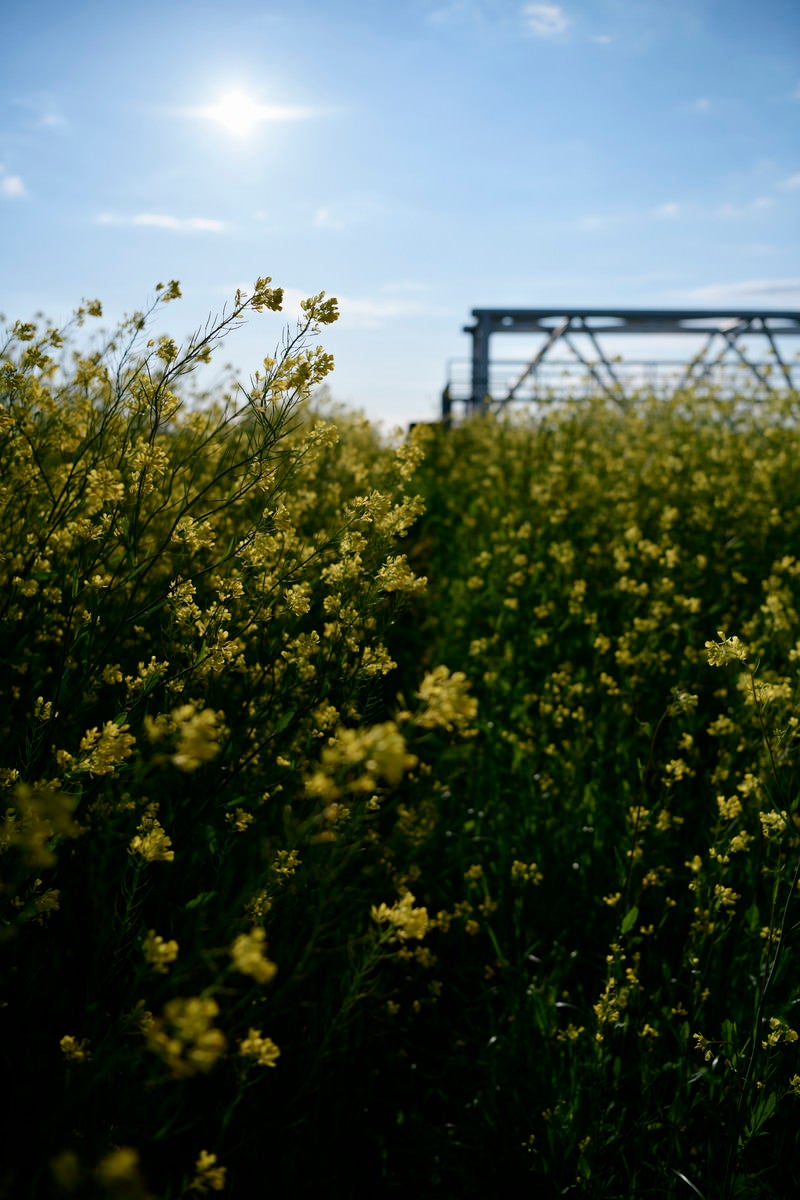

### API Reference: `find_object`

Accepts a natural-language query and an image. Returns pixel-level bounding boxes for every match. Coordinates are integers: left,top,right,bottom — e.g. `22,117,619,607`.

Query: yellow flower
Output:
129,806,174,862
705,631,748,666
230,927,278,984
60,1035,91,1062
759,810,789,840
375,554,427,594
511,860,543,885
95,1147,142,1187
239,1029,280,1067
189,1150,227,1193
146,997,226,1078
77,721,136,776
171,705,224,772
371,889,430,941
415,665,478,732
761,1017,799,1048
143,930,179,973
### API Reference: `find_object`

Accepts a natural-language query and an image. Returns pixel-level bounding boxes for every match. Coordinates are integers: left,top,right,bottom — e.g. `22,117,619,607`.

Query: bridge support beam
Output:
442,307,800,420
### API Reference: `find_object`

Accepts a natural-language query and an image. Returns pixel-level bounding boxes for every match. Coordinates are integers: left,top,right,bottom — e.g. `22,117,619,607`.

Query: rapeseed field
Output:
1,280,798,1198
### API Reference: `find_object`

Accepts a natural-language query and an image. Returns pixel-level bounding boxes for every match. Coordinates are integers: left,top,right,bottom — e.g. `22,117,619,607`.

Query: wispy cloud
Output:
338,295,447,329
426,0,483,24
679,278,800,304
574,194,778,228
12,93,66,129
590,34,613,44
95,212,227,232
778,172,800,190
522,4,571,38
717,197,777,218
0,167,26,198
653,201,681,219
313,206,346,231
676,97,714,117
309,191,403,232
792,82,800,100
263,286,449,331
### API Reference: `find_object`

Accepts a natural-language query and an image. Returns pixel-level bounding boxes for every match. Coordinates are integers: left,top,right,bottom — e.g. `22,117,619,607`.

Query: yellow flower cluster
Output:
60,1035,91,1062
705,631,749,667
76,721,136,776
716,794,743,820
761,1017,799,1049
144,703,225,771
83,466,125,515
375,554,427,594
759,809,789,840
229,927,278,984
511,860,544,885
414,665,478,732
94,1147,145,1191
305,721,417,801
145,997,226,1078
224,807,254,832
143,929,179,973
371,889,430,941
171,705,224,772
189,1150,227,1193
239,1028,281,1067
4,783,81,869
128,805,174,862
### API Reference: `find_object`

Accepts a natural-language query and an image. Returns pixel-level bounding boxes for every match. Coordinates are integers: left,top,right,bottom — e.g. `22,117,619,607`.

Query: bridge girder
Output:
442,308,800,420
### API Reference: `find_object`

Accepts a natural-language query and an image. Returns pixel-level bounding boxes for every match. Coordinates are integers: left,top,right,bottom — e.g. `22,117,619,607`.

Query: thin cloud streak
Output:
426,1,483,24
522,4,572,38
716,199,772,219
244,286,452,331
678,279,800,304
95,212,228,232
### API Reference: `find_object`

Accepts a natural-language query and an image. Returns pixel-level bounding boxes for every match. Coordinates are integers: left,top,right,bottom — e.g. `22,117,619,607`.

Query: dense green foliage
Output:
1,284,798,1198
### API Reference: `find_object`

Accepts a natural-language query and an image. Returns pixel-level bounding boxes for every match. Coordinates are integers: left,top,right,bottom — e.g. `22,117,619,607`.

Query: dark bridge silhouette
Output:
442,308,800,420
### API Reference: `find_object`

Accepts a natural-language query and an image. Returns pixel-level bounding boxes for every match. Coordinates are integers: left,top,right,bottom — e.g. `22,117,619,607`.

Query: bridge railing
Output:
443,357,800,419
442,307,800,421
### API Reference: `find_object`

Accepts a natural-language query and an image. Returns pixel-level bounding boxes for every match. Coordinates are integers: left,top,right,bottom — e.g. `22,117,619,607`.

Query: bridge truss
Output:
442,308,800,420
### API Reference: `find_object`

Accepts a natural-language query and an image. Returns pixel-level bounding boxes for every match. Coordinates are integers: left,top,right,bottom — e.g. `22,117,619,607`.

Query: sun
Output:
193,89,318,139
202,89,269,138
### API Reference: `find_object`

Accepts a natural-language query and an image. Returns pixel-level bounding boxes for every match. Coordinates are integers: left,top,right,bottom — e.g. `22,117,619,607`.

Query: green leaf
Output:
621,905,639,935
743,1090,777,1140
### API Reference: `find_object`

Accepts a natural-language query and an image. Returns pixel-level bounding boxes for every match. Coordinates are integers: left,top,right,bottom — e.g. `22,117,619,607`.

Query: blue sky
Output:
2,0,799,426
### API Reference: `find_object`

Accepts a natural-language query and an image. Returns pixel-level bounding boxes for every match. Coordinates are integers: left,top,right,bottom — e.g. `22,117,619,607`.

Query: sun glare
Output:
203,89,268,137
194,89,319,138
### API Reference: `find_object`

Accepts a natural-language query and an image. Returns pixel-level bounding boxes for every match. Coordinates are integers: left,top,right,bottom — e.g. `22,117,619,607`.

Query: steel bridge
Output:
441,308,800,420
